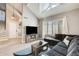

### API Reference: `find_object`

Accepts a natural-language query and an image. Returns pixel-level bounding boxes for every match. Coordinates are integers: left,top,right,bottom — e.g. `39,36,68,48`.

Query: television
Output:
26,26,38,35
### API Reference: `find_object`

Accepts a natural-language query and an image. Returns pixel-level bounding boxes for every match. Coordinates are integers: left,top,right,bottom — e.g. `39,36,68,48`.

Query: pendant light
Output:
11,5,20,22
11,6,15,20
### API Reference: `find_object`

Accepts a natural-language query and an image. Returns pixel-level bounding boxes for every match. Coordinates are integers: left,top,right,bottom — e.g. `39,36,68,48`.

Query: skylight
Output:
41,3,61,13
52,4,59,8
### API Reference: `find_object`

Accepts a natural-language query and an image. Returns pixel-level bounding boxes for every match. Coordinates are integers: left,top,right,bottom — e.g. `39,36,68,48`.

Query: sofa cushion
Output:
55,34,79,41
46,42,68,56
67,37,79,56
67,46,79,56
63,36,70,46
46,49,63,56
56,42,68,49
53,42,68,55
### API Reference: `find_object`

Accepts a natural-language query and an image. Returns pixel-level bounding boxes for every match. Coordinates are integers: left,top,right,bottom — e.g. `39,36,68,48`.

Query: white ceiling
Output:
26,3,79,19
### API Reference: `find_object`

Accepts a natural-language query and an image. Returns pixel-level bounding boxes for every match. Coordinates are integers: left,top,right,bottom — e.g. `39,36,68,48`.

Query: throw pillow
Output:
63,36,70,46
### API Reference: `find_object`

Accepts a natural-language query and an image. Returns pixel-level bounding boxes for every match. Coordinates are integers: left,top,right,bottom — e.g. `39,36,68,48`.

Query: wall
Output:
52,8,79,35
6,4,21,38
22,5,38,43
38,19,43,38
42,8,79,36
22,5,38,27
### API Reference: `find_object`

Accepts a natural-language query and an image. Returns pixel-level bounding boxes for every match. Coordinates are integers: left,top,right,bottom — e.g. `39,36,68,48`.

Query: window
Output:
0,10,5,21
42,20,63,38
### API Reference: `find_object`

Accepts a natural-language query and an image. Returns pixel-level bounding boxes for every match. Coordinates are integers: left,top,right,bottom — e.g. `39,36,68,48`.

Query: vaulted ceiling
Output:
26,3,79,19
1,3,79,19
10,3,23,15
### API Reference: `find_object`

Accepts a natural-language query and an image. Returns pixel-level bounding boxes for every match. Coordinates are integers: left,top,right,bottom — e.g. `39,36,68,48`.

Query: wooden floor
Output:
0,38,40,56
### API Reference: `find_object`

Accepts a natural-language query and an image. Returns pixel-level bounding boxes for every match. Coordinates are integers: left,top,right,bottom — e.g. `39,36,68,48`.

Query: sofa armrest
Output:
44,37,60,46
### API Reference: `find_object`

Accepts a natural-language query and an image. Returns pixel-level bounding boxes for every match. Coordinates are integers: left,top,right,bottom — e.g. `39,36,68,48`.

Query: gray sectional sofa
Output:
42,35,79,56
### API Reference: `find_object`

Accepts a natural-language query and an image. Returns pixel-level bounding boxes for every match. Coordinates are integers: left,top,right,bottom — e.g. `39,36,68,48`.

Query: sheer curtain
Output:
62,16,69,34
42,21,48,38
48,21,53,35
42,20,59,38
42,16,69,38
52,22,59,36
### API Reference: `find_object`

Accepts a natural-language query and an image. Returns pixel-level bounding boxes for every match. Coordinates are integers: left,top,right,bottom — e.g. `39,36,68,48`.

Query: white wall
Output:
52,8,79,35
23,5,38,27
6,4,21,38
22,5,38,43
42,8,79,35
8,21,17,38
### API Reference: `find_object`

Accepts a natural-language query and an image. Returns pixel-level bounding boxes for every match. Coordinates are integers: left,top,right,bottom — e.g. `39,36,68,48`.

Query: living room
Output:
0,3,79,56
